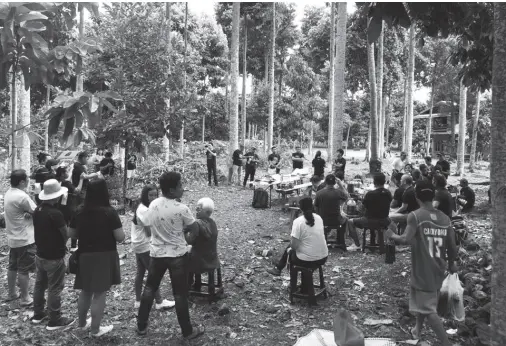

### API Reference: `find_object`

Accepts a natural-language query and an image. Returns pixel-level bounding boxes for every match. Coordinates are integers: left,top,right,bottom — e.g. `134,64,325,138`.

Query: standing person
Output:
243,147,259,188
292,146,305,171
457,178,475,212
90,149,104,172
386,180,457,346
205,143,218,187
44,159,60,181
54,166,76,227
392,152,409,186
131,185,175,310
228,145,244,185
4,170,37,305
419,164,432,183
31,179,75,329
136,172,204,340
69,179,125,337
312,151,326,178
268,146,282,174
127,152,137,189
333,149,346,177
432,174,454,218
99,152,115,176
31,152,52,203
435,152,451,179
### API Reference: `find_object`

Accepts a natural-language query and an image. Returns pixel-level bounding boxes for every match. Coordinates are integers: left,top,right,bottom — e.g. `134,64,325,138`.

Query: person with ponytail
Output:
267,197,328,277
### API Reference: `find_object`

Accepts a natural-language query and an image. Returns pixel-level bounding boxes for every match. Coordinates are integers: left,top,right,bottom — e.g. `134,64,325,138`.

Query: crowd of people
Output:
1,145,478,345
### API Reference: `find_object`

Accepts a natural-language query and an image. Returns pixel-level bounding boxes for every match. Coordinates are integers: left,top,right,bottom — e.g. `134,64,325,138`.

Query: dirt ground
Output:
0,160,491,346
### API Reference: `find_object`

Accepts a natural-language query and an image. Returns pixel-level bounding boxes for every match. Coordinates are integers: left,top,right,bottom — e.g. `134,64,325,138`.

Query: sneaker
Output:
46,317,76,331
155,299,175,310
185,326,205,340
266,267,281,276
91,325,113,337
30,312,48,324
134,301,140,309
79,317,92,331
347,244,361,251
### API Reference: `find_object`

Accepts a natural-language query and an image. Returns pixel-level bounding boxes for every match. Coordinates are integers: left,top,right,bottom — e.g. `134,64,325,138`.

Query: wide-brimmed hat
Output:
39,179,68,201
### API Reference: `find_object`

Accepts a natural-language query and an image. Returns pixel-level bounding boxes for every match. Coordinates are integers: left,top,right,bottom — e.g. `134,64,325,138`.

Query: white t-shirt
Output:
291,214,328,262
4,187,37,248
392,157,409,171
138,197,195,258
131,204,151,254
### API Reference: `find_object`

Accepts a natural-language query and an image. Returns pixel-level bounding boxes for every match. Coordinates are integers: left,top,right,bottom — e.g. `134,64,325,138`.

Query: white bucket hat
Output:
39,179,68,201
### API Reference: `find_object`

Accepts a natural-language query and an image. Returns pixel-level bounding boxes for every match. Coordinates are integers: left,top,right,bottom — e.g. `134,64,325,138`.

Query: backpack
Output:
252,188,269,209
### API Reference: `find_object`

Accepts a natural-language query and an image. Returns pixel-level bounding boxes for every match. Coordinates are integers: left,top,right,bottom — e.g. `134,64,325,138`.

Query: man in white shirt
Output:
4,170,37,305
136,172,204,341
392,152,409,186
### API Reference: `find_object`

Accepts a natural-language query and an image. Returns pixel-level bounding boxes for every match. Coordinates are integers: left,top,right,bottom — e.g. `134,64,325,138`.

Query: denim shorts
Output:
8,243,36,274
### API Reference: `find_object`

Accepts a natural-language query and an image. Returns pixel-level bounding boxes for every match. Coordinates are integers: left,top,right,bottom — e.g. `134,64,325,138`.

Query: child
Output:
131,184,174,310
186,198,219,291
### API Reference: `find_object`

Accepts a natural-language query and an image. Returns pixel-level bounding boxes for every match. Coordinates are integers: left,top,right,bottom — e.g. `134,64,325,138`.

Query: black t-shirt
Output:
232,150,243,166
70,206,122,253
292,152,304,169
33,204,67,260
363,187,393,219
58,180,76,224
314,187,347,227
71,162,87,188
206,149,217,165
245,152,259,168
393,186,406,203
127,154,137,170
436,160,451,177
434,188,454,218
100,157,115,176
334,157,346,173
460,186,475,207
268,153,281,169
33,165,51,184
402,186,419,213
312,157,326,176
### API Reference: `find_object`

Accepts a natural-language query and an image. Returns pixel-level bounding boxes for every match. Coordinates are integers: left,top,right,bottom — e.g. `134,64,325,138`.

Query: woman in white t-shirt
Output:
267,197,328,277
131,184,174,310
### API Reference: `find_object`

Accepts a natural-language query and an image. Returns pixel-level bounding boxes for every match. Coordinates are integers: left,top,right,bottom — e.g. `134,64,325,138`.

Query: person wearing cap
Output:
4,169,37,306
435,152,450,179
392,152,410,186
31,179,75,329
268,146,282,174
243,147,259,188
386,180,457,346
292,146,305,170
457,178,475,212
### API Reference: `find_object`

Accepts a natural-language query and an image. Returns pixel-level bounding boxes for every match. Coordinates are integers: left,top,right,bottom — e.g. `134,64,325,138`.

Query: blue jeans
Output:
33,257,66,322
137,254,193,337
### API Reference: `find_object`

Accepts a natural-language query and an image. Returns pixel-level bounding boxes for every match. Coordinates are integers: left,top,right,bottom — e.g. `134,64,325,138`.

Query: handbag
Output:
68,250,80,274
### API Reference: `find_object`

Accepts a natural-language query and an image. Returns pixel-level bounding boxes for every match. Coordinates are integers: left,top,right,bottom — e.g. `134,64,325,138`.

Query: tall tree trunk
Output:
44,86,50,152
345,124,351,155
469,91,481,172
451,89,456,155
401,74,408,151
384,94,390,149
491,5,506,346
366,23,378,165
405,23,415,161
328,3,336,164
75,5,85,93
180,2,188,158
426,59,437,157
10,69,18,170
457,79,467,176
267,2,275,150
334,2,347,157
17,74,31,174
241,15,248,147
229,2,240,151
376,22,384,158
163,2,172,162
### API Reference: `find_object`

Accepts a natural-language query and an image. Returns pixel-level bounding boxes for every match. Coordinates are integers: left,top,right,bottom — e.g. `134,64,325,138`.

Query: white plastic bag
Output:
438,273,465,321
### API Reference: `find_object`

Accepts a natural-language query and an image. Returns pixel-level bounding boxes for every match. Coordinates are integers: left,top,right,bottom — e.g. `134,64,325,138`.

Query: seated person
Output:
185,198,219,291
266,197,328,279
432,174,454,218
349,173,392,230
404,163,414,176
389,175,418,226
411,169,424,183
418,164,432,182
304,175,322,199
390,174,409,209
458,178,475,212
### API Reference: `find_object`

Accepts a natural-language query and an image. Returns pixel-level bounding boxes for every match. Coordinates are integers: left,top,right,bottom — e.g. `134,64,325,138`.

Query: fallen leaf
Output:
364,318,393,326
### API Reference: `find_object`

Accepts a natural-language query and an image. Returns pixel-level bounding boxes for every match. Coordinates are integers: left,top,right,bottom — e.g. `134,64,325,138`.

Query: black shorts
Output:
353,217,391,229
8,243,36,274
